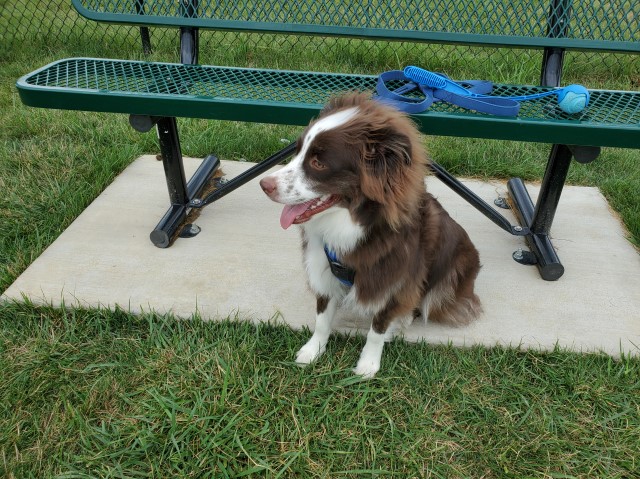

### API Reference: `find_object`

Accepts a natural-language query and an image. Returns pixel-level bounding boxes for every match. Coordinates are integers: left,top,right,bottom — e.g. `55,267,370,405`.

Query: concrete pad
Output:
3,156,639,357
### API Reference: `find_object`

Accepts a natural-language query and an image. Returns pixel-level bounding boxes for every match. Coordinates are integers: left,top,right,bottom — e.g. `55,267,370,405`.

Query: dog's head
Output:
260,92,429,230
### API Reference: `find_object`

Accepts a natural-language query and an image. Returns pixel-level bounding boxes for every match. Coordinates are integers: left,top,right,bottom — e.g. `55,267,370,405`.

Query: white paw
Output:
353,327,385,378
353,358,380,379
295,339,326,366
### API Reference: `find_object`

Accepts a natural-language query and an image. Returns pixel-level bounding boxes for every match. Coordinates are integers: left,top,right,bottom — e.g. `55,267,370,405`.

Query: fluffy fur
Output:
259,93,482,378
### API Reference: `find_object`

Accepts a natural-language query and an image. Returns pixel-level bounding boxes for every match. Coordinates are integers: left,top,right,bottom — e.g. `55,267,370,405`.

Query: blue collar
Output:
323,245,355,287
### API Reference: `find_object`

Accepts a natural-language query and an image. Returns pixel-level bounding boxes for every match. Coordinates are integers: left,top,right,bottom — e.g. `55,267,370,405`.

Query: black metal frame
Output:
130,0,601,281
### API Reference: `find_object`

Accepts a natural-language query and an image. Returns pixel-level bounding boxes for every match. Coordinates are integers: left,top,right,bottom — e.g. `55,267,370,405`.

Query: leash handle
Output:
376,69,521,117
375,70,434,114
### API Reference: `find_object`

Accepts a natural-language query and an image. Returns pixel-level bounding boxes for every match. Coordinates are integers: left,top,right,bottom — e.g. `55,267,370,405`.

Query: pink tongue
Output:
280,200,316,229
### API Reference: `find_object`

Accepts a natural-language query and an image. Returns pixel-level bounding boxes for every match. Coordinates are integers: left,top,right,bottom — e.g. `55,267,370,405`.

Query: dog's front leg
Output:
354,302,404,378
353,327,386,379
295,295,337,365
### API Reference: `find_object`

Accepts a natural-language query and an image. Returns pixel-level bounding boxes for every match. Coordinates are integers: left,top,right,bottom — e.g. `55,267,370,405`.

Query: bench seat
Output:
18,57,640,149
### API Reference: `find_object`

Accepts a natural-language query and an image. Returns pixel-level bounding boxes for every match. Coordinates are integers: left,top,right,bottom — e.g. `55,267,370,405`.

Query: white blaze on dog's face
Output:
259,107,359,229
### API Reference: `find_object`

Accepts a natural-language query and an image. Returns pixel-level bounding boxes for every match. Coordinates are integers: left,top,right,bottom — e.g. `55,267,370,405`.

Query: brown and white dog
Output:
260,93,482,378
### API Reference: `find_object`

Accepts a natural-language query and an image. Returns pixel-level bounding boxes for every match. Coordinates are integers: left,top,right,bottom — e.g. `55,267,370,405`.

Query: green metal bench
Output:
16,0,640,281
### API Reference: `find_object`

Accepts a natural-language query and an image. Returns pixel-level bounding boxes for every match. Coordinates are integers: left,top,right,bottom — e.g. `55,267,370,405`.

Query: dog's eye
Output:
310,157,326,170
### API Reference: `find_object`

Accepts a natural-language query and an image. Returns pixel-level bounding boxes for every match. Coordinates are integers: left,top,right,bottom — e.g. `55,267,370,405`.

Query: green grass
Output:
1,2,640,477
2,301,639,478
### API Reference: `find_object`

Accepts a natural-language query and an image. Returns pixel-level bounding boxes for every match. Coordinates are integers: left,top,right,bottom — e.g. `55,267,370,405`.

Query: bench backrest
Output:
74,0,639,53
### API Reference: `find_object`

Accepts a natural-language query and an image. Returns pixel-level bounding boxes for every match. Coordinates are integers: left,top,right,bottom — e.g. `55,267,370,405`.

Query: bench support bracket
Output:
180,139,602,283
189,142,297,208
428,162,529,237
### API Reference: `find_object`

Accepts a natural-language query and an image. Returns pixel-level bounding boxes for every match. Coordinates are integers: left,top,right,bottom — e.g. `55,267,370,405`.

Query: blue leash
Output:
376,66,589,117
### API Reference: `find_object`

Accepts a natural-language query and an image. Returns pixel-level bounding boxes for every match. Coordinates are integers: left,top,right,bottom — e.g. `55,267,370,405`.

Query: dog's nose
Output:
259,176,277,196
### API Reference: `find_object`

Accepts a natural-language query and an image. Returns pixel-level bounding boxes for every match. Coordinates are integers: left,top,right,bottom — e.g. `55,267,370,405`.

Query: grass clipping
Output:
170,165,226,247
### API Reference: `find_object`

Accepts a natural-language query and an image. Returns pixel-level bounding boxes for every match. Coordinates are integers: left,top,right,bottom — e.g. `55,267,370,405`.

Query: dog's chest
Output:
300,208,365,297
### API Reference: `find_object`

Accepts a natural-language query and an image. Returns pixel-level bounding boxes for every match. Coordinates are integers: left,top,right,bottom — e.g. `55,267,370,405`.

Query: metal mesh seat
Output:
18,58,640,148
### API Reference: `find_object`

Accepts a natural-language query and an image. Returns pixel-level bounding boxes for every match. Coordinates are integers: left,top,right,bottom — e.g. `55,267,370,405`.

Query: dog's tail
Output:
420,277,483,327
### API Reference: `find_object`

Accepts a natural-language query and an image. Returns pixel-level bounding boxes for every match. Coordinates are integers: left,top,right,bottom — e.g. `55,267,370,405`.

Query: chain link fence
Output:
2,0,637,87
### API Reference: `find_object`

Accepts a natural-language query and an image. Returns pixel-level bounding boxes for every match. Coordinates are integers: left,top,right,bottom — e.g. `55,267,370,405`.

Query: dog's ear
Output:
360,129,412,204
372,129,412,169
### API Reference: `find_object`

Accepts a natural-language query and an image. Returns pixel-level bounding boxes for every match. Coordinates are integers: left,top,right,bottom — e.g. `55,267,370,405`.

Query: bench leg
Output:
134,0,152,54
507,144,601,280
507,143,572,281
150,117,220,248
